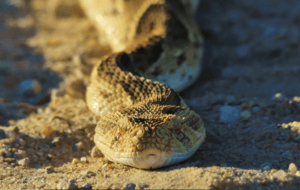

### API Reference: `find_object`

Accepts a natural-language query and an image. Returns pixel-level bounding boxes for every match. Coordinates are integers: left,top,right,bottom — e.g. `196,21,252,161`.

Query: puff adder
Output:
85,0,206,169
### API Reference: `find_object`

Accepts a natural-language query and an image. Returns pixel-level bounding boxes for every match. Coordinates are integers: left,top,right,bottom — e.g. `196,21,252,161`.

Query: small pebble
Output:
73,141,84,152
80,170,95,177
81,183,91,189
90,146,104,157
138,183,149,189
18,79,43,96
211,178,226,189
45,166,54,174
57,180,78,189
260,162,272,171
80,157,88,163
288,163,298,174
272,93,286,101
272,170,287,180
219,106,241,123
71,158,80,165
18,138,27,146
52,137,61,146
240,110,251,119
17,157,30,167
123,182,136,189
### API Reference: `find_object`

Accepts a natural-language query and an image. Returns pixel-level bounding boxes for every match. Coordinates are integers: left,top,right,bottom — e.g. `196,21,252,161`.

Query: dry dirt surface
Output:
1,0,300,189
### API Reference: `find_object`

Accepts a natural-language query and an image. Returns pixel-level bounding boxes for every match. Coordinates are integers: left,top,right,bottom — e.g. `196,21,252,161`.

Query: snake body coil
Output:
86,53,205,169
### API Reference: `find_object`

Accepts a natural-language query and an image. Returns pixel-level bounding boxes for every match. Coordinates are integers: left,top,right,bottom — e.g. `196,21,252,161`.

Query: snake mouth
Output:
114,148,169,169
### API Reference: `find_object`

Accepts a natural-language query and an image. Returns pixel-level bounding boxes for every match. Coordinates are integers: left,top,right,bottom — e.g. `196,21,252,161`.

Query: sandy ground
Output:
1,0,300,189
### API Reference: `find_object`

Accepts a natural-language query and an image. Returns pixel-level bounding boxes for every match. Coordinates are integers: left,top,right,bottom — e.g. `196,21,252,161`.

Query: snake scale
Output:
84,0,206,169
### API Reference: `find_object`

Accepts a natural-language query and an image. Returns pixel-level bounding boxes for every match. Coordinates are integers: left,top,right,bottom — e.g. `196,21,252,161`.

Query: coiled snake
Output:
83,0,206,169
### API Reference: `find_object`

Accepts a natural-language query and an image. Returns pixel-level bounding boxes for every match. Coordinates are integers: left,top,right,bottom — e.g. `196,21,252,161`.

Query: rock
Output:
211,178,226,189
80,157,88,163
219,106,241,123
18,79,43,96
45,166,55,174
260,162,272,171
81,183,91,189
272,93,286,101
90,146,104,157
288,163,298,174
57,180,78,189
123,182,136,189
80,170,95,178
52,137,61,147
272,170,287,180
138,183,149,189
240,110,251,119
71,158,80,165
17,157,30,167
73,141,84,151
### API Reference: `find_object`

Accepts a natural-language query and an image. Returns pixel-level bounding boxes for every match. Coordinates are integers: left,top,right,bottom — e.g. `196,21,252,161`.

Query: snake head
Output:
94,105,205,169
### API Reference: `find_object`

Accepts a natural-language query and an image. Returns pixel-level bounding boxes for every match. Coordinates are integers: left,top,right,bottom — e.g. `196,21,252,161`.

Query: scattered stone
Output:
18,79,43,96
123,182,136,189
73,141,84,151
272,93,286,101
219,106,241,123
80,170,95,178
80,156,88,163
240,110,251,119
52,137,61,146
288,163,298,174
45,166,55,174
71,158,80,165
272,170,287,180
4,158,15,163
138,183,149,189
15,149,27,159
81,183,91,189
57,180,77,189
211,178,226,189
17,157,30,167
18,138,27,146
260,162,272,171
36,181,46,188
90,146,104,157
